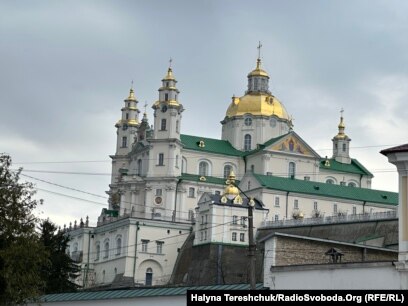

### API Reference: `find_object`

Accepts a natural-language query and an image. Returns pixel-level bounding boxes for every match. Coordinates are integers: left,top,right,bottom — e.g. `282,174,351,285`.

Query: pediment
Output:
266,132,320,158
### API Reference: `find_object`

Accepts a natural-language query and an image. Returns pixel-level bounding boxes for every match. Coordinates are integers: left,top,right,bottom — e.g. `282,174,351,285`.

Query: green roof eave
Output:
180,134,245,157
179,173,234,186
320,158,373,176
252,173,397,206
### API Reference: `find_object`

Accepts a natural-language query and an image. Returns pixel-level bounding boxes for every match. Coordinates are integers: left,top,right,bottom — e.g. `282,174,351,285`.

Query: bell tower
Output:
115,86,140,155
148,61,184,178
332,109,351,164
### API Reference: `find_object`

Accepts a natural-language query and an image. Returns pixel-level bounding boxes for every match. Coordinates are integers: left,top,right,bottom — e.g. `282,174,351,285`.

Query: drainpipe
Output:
285,191,290,219
133,222,140,284
173,178,182,222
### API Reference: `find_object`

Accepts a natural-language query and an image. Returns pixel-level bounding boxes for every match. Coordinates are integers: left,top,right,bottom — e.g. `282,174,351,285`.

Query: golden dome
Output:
247,59,269,78
334,115,348,139
163,67,175,81
224,185,240,196
225,94,290,120
126,88,137,101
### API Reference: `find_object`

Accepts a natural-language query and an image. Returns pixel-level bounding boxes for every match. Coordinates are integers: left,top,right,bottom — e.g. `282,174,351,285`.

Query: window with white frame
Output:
353,206,357,215
156,189,162,196
95,243,100,261
232,232,237,241
175,155,179,168
158,153,164,166
333,203,338,214
240,233,245,242
244,134,252,151
294,199,299,209
182,157,187,173
188,187,195,198
137,159,142,175
274,214,279,222
141,240,149,252
156,241,164,254
275,197,280,207
240,216,246,226
204,231,207,240
326,179,335,184
314,201,318,210
232,215,238,225
104,240,109,258
122,136,127,148
160,119,166,130
289,162,296,178
116,237,122,255
199,161,209,176
223,165,232,179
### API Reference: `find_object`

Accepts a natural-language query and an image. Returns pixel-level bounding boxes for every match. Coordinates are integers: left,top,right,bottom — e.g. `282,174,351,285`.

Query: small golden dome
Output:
334,115,348,139
224,184,240,196
126,88,137,101
163,68,175,81
247,59,269,78
226,94,290,120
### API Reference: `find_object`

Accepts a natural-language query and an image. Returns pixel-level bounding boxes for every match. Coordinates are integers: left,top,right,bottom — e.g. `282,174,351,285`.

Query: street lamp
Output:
221,171,257,290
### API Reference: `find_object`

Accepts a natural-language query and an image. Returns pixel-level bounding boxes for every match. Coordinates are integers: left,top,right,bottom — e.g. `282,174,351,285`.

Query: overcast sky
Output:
1,0,407,227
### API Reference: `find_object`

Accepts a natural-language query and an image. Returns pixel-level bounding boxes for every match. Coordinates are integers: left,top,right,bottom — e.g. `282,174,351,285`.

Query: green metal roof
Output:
252,173,397,206
243,134,289,156
181,134,245,157
180,173,232,186
320,158,373,176
36,283,264,302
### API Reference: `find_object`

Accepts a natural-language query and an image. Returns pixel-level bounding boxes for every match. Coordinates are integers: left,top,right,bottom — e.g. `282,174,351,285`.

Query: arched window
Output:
342,143,347,152
95,243,100,261
137,159,142,176
116,237,122,255
326,179,335,184
182,157,187,173
223,165,232,179
160,119,166,131
104,240,109,259
146,268,153,286
199,161,209,176
122,136,127,148
288,162,296,178
164,93,169,101
244,134,251,151
348,182,356,187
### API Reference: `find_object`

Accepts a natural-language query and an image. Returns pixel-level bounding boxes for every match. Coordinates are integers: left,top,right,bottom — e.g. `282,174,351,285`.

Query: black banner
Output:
187,290,408,305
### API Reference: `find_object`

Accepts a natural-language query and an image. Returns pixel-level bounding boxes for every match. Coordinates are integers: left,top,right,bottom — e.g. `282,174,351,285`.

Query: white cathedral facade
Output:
66,55,397,288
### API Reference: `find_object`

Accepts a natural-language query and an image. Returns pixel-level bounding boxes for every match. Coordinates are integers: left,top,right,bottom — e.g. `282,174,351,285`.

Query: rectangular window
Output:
205,215,208,224
188,187,195,198
314,201,318,210
160,119,166,130
275,197,280,207
158,153,164,166
353,206,357,215
294,199,299,209
141,240,149,252
165,93,169,101
274,214,279,222
240,233,245,242
240,216,246,226
200,231,203,241
333,204,338,214
304,176,310,181
156,189,162,196
156,241,164,254
204,231,207,240
122,136,127,148
201,215,204,225
266,172,272,176
232,215,238,225
232,232,237,241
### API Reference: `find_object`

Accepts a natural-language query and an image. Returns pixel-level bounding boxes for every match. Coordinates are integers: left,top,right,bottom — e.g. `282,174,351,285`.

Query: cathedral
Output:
66,53,397,288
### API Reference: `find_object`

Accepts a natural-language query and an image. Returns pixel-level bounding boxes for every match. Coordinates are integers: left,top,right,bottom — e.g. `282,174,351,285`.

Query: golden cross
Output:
257,41,262,59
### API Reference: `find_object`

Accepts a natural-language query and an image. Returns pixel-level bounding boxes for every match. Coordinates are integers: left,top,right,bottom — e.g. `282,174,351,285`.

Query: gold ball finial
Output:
223,170,240,201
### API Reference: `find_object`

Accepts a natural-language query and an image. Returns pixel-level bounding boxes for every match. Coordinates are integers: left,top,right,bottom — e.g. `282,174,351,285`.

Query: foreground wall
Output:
266,262,408,289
